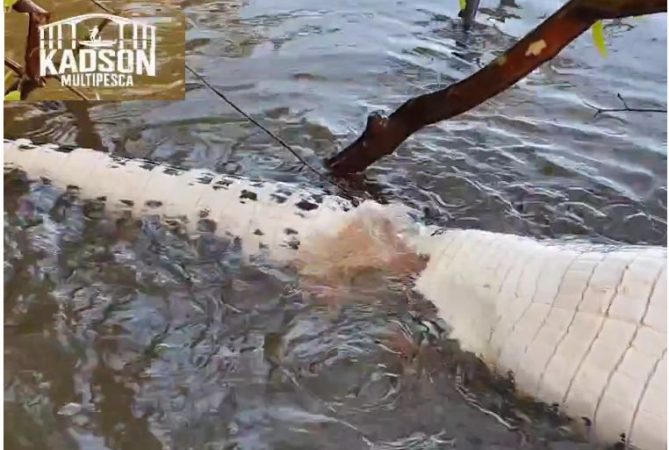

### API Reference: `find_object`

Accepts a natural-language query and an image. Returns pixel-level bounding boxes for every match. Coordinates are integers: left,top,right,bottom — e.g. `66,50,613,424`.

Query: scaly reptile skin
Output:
4,139,666,449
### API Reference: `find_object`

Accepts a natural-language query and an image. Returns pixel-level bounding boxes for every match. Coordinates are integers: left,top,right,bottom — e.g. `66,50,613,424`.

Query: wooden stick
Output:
326,0,666,175
588,93,667,117
6,0,98,100
12,0,50,81
459,0,482,30
5,57,90,100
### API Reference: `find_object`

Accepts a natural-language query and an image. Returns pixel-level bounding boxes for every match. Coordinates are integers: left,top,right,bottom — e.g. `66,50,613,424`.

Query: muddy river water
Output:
4,0,667,449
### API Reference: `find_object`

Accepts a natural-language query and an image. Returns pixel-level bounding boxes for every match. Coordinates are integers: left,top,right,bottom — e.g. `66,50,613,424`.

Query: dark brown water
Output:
4,0,667,449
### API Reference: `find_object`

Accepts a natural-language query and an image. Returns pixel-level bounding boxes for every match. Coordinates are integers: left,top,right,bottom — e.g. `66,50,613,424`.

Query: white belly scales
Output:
4,138,666,449
416,230,666,450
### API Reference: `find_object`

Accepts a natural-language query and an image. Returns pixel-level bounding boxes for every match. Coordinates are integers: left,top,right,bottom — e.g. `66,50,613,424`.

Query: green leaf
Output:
4,0,18,9
5,71,14,88
592,20,607,58
459,0,466,11
5,90,21,101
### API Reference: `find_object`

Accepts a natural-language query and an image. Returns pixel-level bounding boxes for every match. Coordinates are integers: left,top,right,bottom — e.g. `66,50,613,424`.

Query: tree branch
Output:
587,93,667,117
459,0,482,30
326,0,666,175
6,0,95,100
12,0,50,82
5,57,91,101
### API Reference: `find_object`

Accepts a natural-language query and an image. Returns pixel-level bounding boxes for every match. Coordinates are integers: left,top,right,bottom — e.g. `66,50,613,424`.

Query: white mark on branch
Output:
525,39,547,57
586,93,667,118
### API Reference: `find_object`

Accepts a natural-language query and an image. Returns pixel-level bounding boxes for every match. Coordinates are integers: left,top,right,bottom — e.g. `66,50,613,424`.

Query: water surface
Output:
4,0,667,449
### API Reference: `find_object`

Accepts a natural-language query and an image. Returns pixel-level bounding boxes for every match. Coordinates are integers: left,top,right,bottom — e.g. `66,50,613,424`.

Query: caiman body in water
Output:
4,138,667,450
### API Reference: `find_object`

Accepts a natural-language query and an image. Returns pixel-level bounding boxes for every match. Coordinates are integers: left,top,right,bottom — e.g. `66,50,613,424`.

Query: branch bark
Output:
12,0,50,82
326,0,666,175
459,0,482,30
6,0,51,99
6,0,99,100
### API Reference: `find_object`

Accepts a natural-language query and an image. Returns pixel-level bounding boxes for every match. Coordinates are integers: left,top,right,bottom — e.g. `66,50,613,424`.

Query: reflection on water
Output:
4,0,667,448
